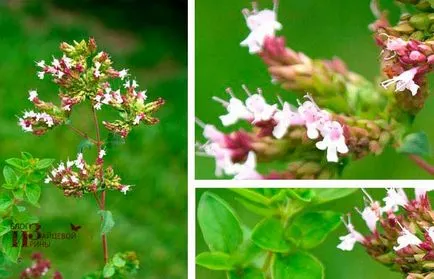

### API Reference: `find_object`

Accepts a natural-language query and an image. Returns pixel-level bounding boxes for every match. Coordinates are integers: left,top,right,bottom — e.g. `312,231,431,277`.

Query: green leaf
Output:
12,207,38,223
397,132,431,157
251,218,290,253
35,159,55,170
2,231,22,263
3,166,17,185
272,252,324,279
230,189,270,205
21,152,33,160
25,184,41,206
113,254,126,268
78,139,94,153
12,188,24,200
0,193,13,212
311,189,357,204
286,211,341,249
288,189,314,202
5,158,23,169
197,192,243,253
428,0,434,8
103,263,115,278
196,252,235,270
106,133,125,151
0,225,10,237
228,268,264,279
235,198,276,217
98,210,115,236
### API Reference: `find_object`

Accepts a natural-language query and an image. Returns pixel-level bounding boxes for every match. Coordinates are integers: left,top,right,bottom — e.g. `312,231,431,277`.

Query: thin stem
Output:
91,106,109,264
409,154,434,176
262,251,273,274
66,125,98,144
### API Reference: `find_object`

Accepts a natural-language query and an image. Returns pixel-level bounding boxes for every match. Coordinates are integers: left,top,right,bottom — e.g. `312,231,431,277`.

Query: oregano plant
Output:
0,38,164,277
196,188,357,278
195,0,434,179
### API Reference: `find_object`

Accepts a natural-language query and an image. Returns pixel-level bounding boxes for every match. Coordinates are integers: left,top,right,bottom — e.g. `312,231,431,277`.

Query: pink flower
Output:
298,96,330,140
381,67,419,96
231,151,262,180
315,121,348,162
245,94,277,123
337,216,364,251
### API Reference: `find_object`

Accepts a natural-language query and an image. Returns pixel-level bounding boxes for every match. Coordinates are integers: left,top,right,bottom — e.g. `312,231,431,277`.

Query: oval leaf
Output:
3,166,17,185
25,184,41,206
5,158,23,169
272,252,324,279
286,211,341,249
35,159,55,170
2,231,22,263
251,218,290,253
196,252,235,270
98,210,115,236
312,189,357,205
397,132,431,157
228,268,264,279
197,192,243,253
230,189,271,205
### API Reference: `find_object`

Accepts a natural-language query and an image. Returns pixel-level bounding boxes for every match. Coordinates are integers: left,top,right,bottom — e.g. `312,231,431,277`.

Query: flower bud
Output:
410,14,431,31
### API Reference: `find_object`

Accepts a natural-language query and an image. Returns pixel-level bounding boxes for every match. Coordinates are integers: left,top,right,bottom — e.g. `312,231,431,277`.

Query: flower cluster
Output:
18,38,164,138
197,86,351,179
20,253,63,279
45,152,131,197
338,188,434,278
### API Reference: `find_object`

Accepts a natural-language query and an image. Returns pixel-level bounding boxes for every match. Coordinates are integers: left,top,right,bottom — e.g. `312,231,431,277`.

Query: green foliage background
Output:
195,0,434,179
0,0,186,277
196,188,405,279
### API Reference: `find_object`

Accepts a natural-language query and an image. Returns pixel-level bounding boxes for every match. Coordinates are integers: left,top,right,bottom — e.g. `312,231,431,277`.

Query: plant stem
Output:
66,124,98,144
91,106,109,264
408,154,434,176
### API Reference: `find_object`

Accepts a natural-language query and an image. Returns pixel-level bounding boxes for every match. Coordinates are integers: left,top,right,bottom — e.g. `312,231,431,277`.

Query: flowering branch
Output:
196,0,434,179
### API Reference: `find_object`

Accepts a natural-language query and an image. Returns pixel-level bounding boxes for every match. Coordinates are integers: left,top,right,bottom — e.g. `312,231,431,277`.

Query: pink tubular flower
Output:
297,96,331,140
315,121,348,163
231,151,263,180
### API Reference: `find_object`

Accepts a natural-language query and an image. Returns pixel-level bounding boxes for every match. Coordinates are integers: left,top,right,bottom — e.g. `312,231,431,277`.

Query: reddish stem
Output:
66,125,98,144
91,106,109,264
409,154,434,175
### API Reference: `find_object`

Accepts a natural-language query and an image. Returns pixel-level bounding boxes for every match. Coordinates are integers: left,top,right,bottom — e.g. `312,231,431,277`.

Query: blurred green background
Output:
195,188,411,279
195,0,434,179
0,0,186,278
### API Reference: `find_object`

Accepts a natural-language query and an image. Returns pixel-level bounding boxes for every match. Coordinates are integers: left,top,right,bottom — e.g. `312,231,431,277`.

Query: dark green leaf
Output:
196,252,235,270
397,132,431,157
98,210,115,236
197,192,243,253
3,166,17,185
0,225,10,237
35,159,55,170
230,189,270,205
5,158,23,169
251,218,290,253
272,252,324,279
106,133,125,151
25,184,41,206
2,231,22,263
311,189,357,204
228,268,264,279
286,211,341,249
103,263,115,278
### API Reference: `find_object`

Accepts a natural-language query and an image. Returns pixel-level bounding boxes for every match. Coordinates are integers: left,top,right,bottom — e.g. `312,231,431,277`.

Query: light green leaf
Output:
5,158,23,169
251,218,290,253
397,132,431,157
78,139,94,153
2,231,22,263
0,225,10,237
228,268,264,279
230,189,270,205
35,159,55,170
272,252,324,279
25,184,41,206
235,198,275,217
311,189,357,204
98,210,115,236
288,189,314,202
21,152,33,160
113,254,125,268
196,252,235,270
0,193,13,212
12,188,24,200
197,192,243,253
286,211,341,249
3,166,17,185
103,263,115,278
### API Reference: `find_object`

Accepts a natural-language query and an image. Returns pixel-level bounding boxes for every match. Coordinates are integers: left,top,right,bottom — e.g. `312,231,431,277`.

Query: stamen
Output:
212,96,229,106
241,84,252,96
225,87,236,98
361,188,374,203
273,0,279,14
252,2,258,13
370,0,381,19
256,88,263,95
195,117,206,129
276,95,284,106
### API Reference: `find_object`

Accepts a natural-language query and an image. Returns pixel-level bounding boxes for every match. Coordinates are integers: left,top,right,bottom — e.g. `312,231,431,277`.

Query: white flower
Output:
381,67,419,96
119,69,128,80
203,124,225,144
415,188,434,202
394,228,422,251
231,151,262,180
427,226,434,241
62,55,73,69
245,94,277,123
272,102,303,139
61,176,68,184
62,104,71,111
66,160,75,168
94,102,102,110
315,121,348,162
123,80,131,88
382,188,408,213
240,5,282,54
36,60,45,68
57,71,65,79
52,58,61,68
44,176,52,184
337,217,364,251
131,80,139,88
120,185,131,195
202,143,234,177
360,206,379,233
133,115,142,125
94,62,101,78
217,97,252,126
298,97,330,140
19,119,32,132
70,175,79,183
98,149,106,159
75,153,84,170
28,90,38,102
37,71,45,80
